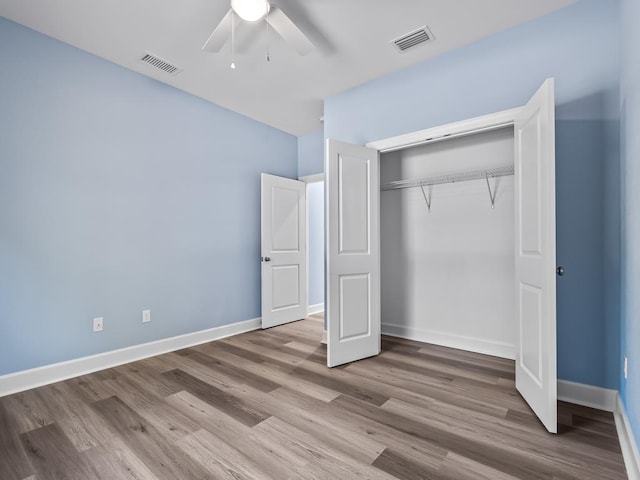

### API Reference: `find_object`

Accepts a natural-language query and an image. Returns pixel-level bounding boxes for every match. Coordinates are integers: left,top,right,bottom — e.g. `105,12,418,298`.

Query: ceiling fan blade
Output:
202,9,234,53
266,6,314,56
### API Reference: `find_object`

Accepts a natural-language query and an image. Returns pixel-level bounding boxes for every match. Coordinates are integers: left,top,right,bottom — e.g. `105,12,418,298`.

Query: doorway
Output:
301,175,325,319
380,126,516,359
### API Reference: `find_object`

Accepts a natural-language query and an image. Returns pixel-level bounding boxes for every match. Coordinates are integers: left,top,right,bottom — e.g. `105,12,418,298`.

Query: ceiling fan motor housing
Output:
230,0,270,22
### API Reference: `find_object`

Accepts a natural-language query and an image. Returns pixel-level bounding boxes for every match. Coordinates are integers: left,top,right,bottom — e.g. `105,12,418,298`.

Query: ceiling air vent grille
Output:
139,53,182,76
391,26,433,53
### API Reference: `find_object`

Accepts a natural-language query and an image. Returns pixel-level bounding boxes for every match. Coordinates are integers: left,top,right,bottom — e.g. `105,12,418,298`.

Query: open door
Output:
261,174,307,329
326,140,380,367
514,78,557,433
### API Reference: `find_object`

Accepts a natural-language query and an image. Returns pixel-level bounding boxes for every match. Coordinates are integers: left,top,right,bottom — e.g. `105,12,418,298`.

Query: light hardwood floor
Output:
0,314,629,479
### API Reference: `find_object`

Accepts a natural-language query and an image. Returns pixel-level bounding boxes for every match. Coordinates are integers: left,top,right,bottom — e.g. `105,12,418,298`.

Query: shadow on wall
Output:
556,91,619,121
555,90,620,389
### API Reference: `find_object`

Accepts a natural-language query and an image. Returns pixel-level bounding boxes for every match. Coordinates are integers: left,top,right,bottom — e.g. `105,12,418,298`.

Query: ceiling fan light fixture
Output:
231,0,270,22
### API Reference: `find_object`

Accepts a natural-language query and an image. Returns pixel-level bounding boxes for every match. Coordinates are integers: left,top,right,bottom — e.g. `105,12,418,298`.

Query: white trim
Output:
366,107,524,153
305,181,311,328
321,329,327,345
0,318,261,397
299,173,325,183
381,322,515,360
307,303,325,316
547,381,640,479
615,395,640,480
557,380,617,412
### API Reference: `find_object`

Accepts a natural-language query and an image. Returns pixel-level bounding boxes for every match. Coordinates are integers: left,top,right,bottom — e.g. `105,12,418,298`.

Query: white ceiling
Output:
0,0,576,136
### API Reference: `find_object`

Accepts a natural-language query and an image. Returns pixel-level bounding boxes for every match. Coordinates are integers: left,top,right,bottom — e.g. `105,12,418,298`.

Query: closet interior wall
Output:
380,127,516,358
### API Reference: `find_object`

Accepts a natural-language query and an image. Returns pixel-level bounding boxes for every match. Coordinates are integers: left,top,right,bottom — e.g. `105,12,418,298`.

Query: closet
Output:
379,127,516,359
325,78,557,433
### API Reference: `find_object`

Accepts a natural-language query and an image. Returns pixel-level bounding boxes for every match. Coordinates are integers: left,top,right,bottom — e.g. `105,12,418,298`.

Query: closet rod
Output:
380,165,514,191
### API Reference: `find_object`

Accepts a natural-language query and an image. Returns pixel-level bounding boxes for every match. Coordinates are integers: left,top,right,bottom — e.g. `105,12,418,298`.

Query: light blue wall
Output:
324,0,620,389
621,0,640,450
324,0,619,142
307,182,324,307
297,130,324,177
0,18,297,376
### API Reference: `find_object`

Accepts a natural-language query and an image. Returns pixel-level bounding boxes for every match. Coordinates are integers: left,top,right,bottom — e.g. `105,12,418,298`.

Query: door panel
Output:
271,265,301,310
339,273,371,340
271,187,301,252
261,174,307,329
326,139,380,367
339,155,370,254
514,78,557,433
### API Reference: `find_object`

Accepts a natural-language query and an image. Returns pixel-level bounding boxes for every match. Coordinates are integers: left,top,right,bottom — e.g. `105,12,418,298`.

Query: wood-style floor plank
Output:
20,423,100,480
177,428,276,480
195,343,340,402
0,399,33,480
372,448,441,480
332,394,559,479
175,348,281,393
243,385,389,465
161,368,270,427
436,452,524,480
0,316,629,480
166,390,305,479
91,395,213,480
83,436,161,480
36,382,116,452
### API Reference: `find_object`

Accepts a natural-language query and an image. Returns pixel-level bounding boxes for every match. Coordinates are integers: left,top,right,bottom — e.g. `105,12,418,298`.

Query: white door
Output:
261,173,307,329
514,78,557,433
326,140,380,367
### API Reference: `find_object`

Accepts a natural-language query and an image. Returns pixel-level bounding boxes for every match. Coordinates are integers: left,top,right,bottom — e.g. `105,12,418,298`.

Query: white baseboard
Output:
0,317,261,398
557,380,617,412
615,395,640,480
555,382,639,478
381,322,515,360
321,329,327,345
307,303,325,316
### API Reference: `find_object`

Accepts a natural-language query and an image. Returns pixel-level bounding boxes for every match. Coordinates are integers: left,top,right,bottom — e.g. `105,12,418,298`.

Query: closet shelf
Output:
380,165,514,191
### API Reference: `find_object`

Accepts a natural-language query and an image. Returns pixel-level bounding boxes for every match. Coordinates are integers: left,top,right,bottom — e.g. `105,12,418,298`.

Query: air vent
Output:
391,26,434,53
139,53,182,76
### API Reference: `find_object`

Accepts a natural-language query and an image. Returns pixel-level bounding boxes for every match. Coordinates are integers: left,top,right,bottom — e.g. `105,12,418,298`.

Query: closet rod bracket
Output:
485,174,497,209
419,185,432,213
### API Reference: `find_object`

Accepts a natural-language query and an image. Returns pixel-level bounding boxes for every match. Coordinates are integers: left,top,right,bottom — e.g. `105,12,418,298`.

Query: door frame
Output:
361,107,525,358
366,107,523,153
357,101,557,431
299,173,325,321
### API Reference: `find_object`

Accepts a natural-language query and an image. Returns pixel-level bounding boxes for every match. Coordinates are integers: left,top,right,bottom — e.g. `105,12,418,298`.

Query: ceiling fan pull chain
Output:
266,9,271,62
230,11,236,69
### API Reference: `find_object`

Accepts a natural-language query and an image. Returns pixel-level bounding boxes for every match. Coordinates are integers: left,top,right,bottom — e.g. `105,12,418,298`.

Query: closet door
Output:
326,139,380,367
514,78,557,433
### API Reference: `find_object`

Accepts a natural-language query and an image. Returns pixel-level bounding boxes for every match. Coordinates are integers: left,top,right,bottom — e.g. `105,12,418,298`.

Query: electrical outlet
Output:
142,309,151,323
93,317,104,332
624,356,628,379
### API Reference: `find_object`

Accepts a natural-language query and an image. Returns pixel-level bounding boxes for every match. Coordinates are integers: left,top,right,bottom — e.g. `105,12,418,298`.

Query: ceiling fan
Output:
202,0,314,57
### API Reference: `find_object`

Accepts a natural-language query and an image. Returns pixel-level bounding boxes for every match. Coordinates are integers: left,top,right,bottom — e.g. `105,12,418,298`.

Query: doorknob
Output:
556,266,565,276
261,257,271,262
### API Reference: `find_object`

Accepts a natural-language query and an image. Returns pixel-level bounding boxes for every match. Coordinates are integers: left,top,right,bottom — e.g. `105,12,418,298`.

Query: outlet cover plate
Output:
143,309,151,323
93,317,104,332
